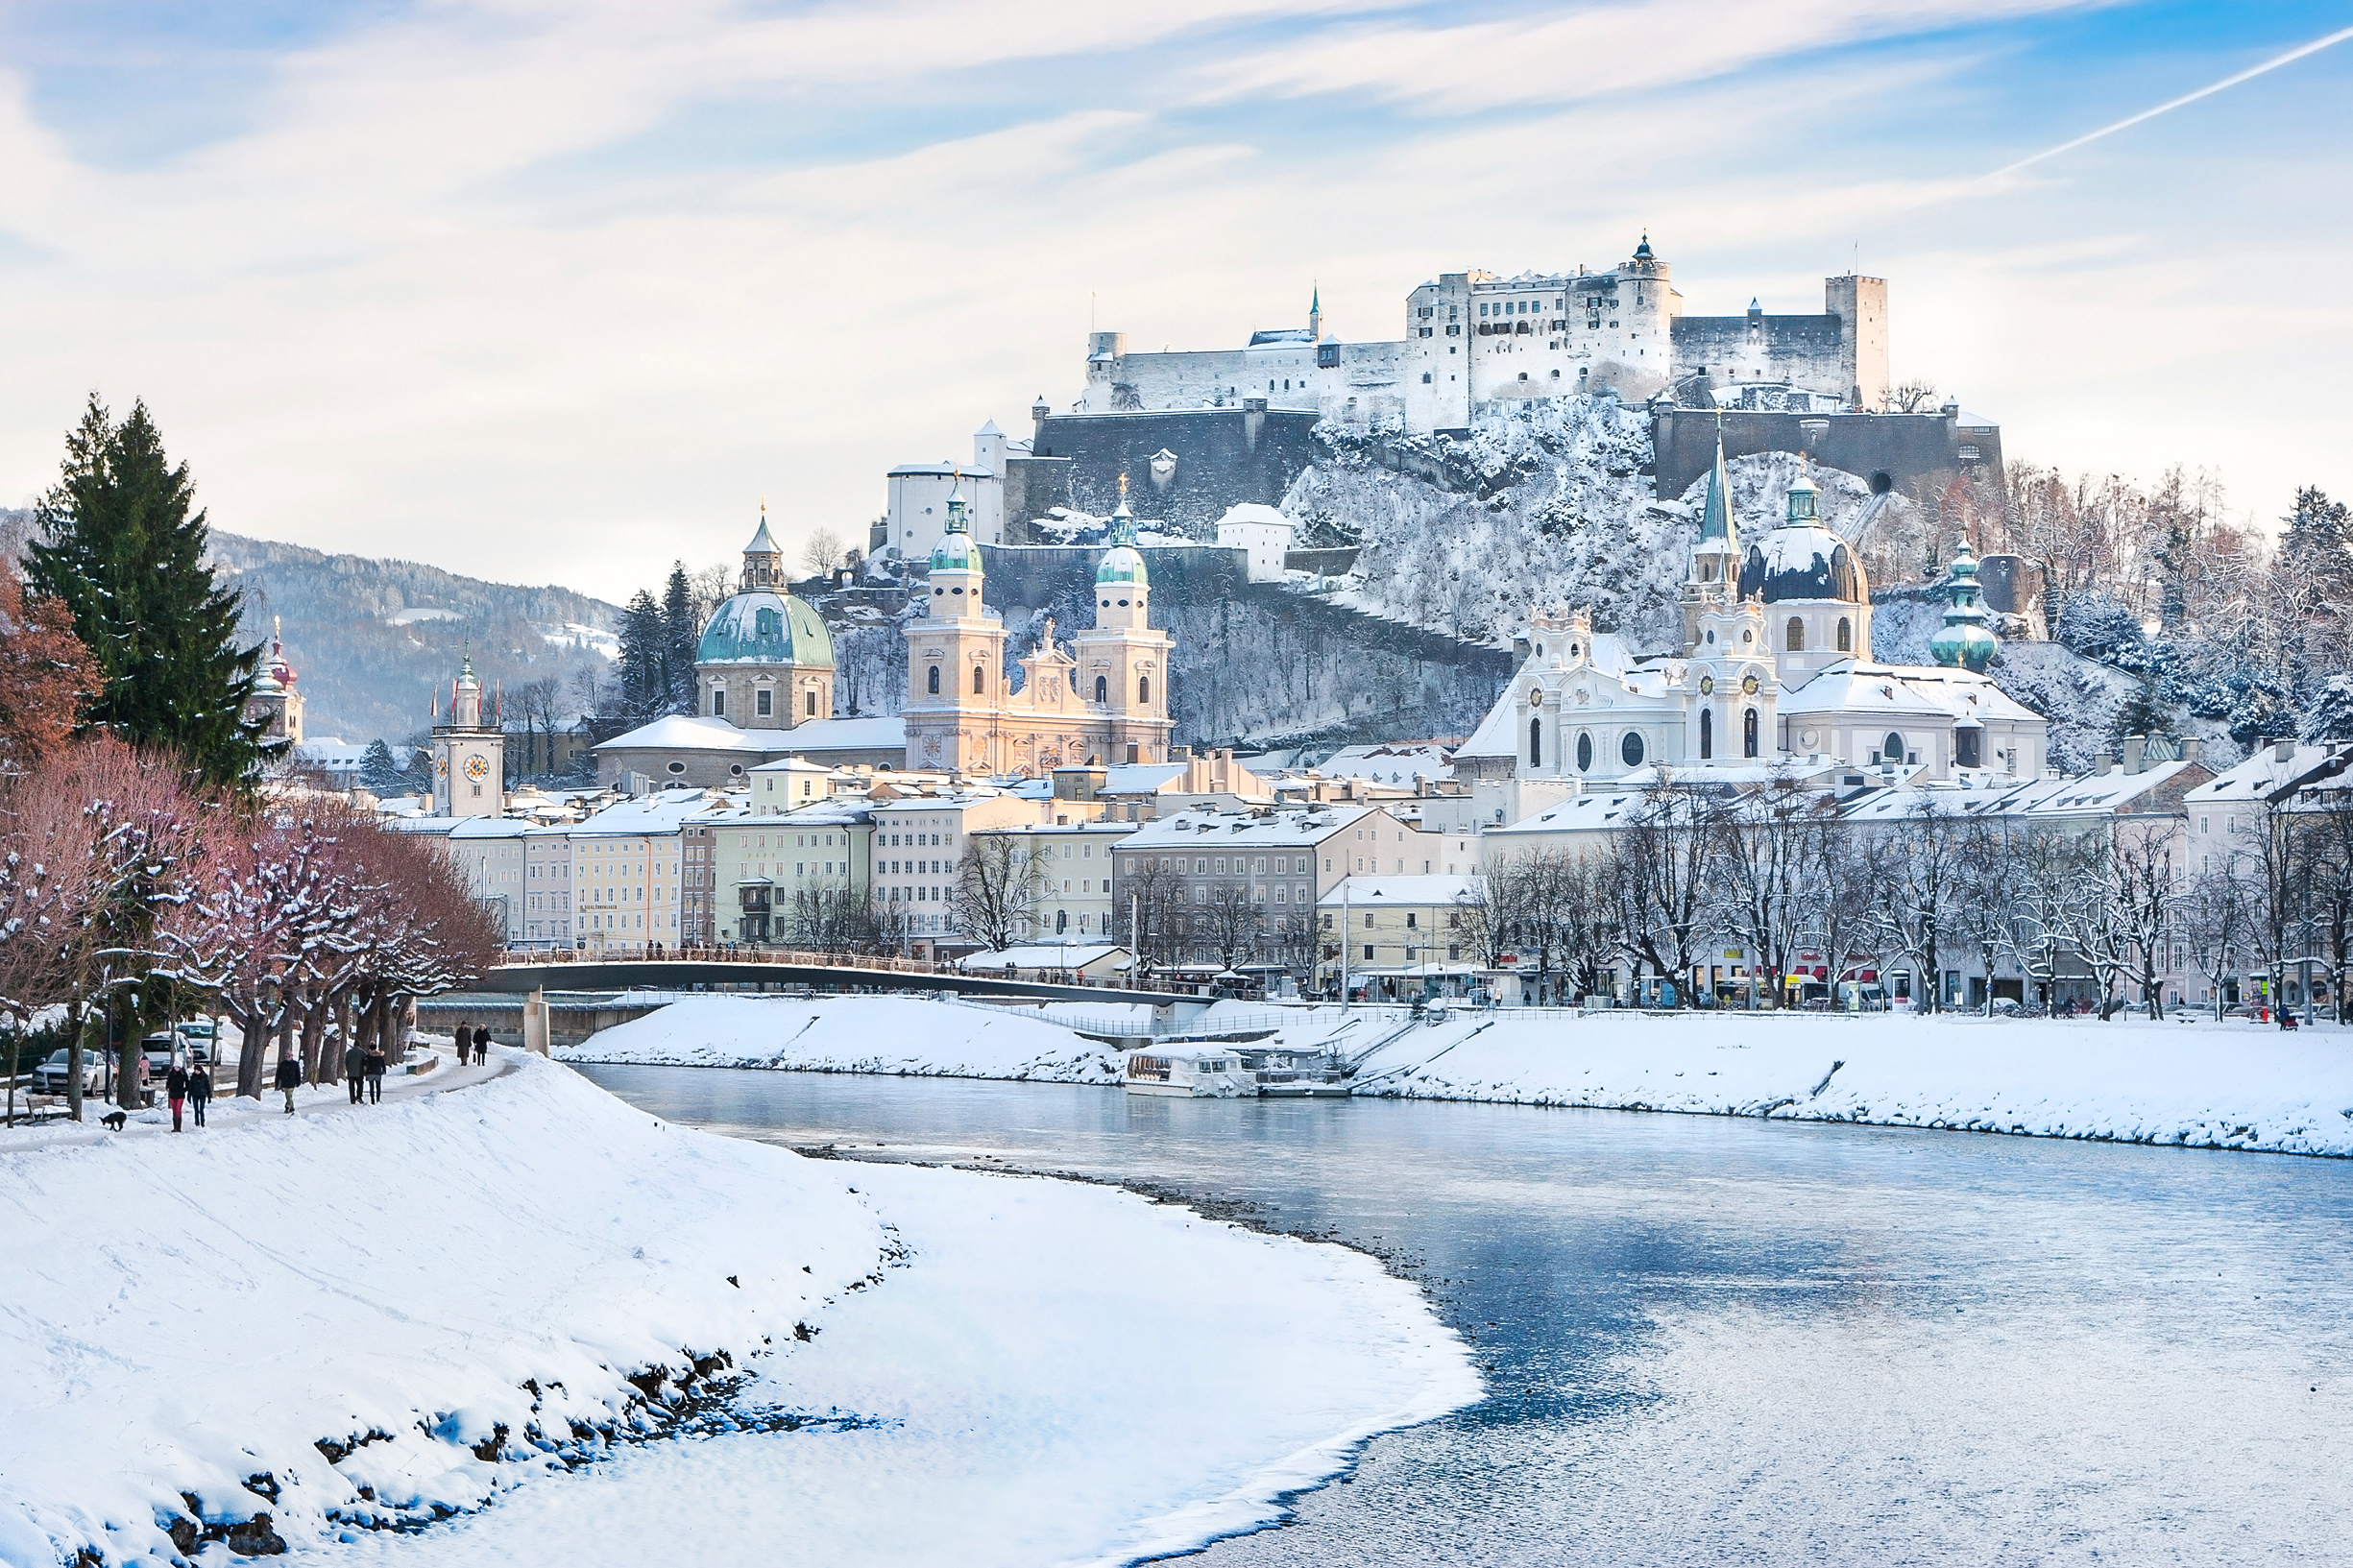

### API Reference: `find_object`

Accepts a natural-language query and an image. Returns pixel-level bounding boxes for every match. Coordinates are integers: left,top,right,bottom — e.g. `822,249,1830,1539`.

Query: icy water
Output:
580,1067,2353,1565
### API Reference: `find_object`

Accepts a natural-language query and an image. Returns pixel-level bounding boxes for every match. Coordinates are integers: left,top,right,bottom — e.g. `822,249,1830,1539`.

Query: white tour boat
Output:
1123,1049,1260,1098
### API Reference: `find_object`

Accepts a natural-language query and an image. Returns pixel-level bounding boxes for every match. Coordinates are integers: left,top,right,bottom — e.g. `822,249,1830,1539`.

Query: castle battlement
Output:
1078,237,1889,434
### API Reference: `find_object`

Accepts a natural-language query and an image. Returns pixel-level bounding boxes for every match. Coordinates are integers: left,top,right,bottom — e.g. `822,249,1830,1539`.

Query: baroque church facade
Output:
902,483,1174,774
1455,439,2046,808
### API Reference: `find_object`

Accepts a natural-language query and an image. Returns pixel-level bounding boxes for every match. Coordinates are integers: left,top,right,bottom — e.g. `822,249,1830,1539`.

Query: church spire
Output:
1309,283,1322,342
1698,423,1734,551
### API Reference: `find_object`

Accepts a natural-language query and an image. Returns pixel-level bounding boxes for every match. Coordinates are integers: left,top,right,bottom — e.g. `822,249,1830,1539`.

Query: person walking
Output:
452,1022,469,1065
363,1043,386,1104
473,1025,490,1065
166,1061,189,1133
188,1062,211,1127
275,1052,301,1114
344,1040,366,1104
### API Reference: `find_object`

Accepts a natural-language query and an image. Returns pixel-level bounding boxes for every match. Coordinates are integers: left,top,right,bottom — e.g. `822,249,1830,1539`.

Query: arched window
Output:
1743,708,1759,758
1138,675,1151,704
973,665,985,694
1621,731,1645,767
927,665,940,695
1836,616,1853,653
1883,731,1905,764
1094,675,1107,703
1699,708,1712,760
1786,616,1806,652
1528,717,1543,766
1576,732,1593,772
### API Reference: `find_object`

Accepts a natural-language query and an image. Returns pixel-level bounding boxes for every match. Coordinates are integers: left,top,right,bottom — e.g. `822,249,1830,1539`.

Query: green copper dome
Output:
1929,538,2000,674
696,591,834,667
930,482,982,574
1098,490,1147,585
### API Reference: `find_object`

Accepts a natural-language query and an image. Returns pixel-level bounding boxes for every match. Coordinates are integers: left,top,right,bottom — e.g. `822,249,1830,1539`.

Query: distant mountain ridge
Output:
204,531,619,747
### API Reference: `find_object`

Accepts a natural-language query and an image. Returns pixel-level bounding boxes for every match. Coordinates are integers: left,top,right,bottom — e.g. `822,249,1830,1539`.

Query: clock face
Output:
1741,674,1760,695
434,755,449,776
465,755,490,781
1698,675,1715,695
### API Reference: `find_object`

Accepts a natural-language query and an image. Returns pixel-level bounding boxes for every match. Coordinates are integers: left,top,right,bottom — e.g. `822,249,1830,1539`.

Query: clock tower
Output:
431,650,506,817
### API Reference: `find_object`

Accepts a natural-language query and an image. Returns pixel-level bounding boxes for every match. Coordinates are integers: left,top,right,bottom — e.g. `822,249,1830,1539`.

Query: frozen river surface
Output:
582,1066,2353,1565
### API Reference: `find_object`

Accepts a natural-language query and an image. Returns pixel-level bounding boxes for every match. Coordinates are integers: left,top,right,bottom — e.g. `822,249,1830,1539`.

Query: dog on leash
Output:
100,1110,129,1131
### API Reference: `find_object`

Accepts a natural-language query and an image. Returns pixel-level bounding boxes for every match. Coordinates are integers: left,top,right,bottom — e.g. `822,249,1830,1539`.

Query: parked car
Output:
33,1049,103,1097
173,1019,217,1063
138,1032,181,1078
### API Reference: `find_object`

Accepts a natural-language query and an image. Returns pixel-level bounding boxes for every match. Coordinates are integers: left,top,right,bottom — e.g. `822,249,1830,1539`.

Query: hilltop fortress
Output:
1080,236,1887,431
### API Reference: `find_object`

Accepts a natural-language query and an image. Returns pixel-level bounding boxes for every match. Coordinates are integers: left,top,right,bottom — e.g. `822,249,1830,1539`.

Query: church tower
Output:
243,617,305,750
1073,481,1173,765
903,481,1009,773
431,648,506,817
1681,427,1740,649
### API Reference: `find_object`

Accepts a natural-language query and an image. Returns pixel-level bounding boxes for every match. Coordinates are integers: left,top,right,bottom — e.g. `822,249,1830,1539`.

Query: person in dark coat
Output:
344,1042,366,1104
275,1053,302,1114
188,1063,211,1126
166,1062,189,1132
363,1044,386,1104
473,1025,490,1065
452,1022,469,1064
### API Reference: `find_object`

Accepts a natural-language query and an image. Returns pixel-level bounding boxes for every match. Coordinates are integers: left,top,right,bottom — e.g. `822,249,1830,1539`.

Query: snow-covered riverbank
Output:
0,1052,1474,1566
566,995,2353,1158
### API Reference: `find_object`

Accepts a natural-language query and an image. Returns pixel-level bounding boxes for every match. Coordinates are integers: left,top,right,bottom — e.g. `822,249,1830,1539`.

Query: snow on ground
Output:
566,995,2353,1159
303,1164,1478,1568
560,994,1128,1083
1328,1007,2353,1157
2,1045,1472,1567
0,1052,884,1566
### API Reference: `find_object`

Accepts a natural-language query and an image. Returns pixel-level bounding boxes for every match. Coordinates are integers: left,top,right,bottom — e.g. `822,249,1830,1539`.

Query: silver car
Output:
33,1049,103,1097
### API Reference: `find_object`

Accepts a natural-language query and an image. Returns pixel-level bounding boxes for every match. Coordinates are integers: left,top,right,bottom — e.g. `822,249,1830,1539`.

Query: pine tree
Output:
24,397,267,788
357,737,406,794
615,591,667,716
2284,487,2353,600
661,563,698,714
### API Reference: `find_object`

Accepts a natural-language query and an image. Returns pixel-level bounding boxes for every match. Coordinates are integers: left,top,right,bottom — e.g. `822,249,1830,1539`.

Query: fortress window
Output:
1837,617,1853,652
1786,617,1806,652
928,665,940,695
1421,373,1432,384
756,688,772,716
1550,369,1561,378
1744,709,1760,758
1095,675,1107,702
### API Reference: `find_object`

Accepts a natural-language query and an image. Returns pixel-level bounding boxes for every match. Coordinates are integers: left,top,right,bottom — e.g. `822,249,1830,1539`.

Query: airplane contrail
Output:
1985,21,2353,181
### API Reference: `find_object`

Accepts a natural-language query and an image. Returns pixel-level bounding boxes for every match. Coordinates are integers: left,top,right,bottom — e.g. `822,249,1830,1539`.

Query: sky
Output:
1,0,2348,604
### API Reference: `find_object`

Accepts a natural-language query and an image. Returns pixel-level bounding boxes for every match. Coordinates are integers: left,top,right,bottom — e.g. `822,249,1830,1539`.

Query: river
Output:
580,1066,2353,1564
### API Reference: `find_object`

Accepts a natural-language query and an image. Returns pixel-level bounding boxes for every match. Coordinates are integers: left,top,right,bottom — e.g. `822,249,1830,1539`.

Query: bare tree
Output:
951,834,1045,954
1950,818,2022,1014
2109,820,2181,1020
1199,883,1263,974
1612,785,1713,1007
1866,796,1967,1013
1707,780,1814,1006
1115,856,1189,977
802,528,845,577
1885,379,1939,414
2235,793,2314,1027
2177,864,2249,1021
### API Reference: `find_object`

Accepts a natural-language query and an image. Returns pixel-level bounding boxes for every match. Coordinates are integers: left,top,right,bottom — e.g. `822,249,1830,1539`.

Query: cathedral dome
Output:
930,529,982,574
696,591,834,667
1738,528,1866,604
1097,544,1149,586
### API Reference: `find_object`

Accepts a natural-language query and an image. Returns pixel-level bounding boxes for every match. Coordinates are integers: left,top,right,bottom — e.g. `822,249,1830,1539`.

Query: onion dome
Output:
929,479,982,575
1737,471,1866,603
1929,538,2001,673
697,590,832,666
261,616,296,689
1097,480,1148,587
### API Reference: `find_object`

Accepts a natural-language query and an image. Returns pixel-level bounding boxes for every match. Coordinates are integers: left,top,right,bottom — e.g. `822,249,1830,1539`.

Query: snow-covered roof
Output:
1314,742,1455,784
572,790,715,838
887,462,997,480
748,755,836,774
1122,804,1377,849
596,714,777,755
1316,875,1479,908
2184,741,2353,807
1100,762,1189,795
448,817,531,839
294,737,367,766
1780,663,2041,724
1214,503,1295,532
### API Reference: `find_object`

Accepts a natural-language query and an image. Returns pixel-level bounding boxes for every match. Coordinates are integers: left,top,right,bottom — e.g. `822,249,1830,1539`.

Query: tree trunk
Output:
335,991,354,1081
301,991,329,1085
63,987,85,1122
235,1014,268,1098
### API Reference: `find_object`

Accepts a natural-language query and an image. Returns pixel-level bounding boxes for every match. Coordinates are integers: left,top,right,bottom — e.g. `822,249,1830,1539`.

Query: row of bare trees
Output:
1465,780,2353,1021
0,736,500,1122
